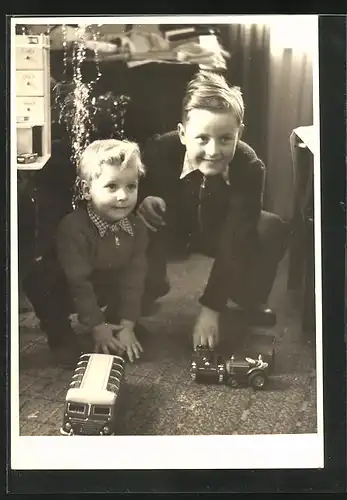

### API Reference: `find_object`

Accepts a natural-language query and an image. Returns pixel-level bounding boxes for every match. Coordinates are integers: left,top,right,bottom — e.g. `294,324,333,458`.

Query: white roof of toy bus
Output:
66,353,123,405
66,388,116,405
82,353,114,390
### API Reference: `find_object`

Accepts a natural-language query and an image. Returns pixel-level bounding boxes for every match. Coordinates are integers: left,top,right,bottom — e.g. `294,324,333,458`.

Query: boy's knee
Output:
259,211,288,240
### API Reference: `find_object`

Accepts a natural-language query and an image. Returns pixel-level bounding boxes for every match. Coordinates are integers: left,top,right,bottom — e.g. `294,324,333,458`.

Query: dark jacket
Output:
139,131,266,312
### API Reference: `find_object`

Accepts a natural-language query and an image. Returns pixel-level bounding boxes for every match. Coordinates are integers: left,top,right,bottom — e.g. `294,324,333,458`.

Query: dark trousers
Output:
22,260,123,349
144,210,289,309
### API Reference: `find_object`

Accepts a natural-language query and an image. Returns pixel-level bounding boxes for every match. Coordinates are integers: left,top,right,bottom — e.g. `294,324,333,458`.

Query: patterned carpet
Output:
18,252,317,436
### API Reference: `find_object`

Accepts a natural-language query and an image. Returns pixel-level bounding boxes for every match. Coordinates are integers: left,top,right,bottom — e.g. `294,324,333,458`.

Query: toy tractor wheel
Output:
248,371,268,390
226,376,238,388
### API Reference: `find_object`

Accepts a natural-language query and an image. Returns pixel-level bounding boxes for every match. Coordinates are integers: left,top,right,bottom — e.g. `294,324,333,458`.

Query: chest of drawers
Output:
15,34,51,170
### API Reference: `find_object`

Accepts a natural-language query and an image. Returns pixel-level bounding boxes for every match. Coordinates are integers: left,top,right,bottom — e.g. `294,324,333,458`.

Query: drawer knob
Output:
25,56,30,60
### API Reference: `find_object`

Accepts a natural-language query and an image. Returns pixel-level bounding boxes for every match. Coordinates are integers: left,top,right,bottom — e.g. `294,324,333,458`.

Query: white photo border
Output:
10,14,323,470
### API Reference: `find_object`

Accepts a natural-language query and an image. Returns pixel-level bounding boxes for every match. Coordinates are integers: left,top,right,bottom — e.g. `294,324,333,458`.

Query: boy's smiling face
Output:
83,162,139,222
178,108,243,177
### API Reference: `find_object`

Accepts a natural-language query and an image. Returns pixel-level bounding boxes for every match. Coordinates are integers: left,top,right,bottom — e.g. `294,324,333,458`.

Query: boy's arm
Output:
200,158,265,312
117,217,149,324
55,216,104,328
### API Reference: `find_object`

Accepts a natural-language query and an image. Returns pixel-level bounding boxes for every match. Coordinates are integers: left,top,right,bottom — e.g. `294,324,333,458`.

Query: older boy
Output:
138,71,288,349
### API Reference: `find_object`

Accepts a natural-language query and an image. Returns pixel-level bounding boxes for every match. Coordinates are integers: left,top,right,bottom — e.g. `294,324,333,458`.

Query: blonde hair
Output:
182,71,244,126
78,139,145,182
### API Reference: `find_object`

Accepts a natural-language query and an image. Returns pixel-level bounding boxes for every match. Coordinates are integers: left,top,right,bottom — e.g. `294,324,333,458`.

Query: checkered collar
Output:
179,153,230,185
87,203,134,238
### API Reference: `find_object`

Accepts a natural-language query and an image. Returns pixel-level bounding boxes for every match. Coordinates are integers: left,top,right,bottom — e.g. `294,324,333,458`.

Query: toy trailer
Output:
190,345,226,384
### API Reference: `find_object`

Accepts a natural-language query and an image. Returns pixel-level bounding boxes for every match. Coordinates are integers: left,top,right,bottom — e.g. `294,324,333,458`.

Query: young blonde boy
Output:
31,139,148,365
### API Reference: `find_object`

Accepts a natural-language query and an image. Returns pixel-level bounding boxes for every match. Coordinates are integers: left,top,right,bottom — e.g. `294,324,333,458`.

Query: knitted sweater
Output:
55,206,148,328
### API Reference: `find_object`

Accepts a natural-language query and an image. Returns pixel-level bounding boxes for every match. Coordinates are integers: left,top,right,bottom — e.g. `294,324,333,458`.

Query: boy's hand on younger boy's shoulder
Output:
193,306,220,350
92,323,124,355
117,324,143,363
137,196,166,232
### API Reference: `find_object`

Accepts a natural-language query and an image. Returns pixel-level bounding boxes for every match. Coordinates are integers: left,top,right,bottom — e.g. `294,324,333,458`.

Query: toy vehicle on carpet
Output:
60,353,125,436
190,345,270,390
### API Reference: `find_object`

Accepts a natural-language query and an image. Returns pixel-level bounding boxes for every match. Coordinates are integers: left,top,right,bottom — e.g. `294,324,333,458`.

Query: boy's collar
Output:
86,202,133,238
179,153,230,185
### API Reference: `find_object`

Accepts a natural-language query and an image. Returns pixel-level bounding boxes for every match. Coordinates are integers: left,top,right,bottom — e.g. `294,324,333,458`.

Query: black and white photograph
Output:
11,15,323,470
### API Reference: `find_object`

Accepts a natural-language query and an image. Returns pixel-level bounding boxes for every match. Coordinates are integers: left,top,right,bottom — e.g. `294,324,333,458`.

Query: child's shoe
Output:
226,302,277,327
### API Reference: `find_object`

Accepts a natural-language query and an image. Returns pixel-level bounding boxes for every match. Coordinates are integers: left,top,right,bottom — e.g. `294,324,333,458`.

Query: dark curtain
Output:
266,48,313,219
219,24,271,207
219,24,313,219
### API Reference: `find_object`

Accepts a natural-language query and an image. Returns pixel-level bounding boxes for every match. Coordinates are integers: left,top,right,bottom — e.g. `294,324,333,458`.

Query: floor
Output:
17,252,318,436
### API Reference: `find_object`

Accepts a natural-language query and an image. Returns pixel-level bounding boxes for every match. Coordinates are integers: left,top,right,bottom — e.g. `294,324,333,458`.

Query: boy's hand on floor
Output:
92,322,124,355
193,306,220,350
137,196,166,232
117,327,143,363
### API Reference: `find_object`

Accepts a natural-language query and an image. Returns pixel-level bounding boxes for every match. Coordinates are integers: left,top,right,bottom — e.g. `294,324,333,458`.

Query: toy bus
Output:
190,345,270,390
60,353,125,436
